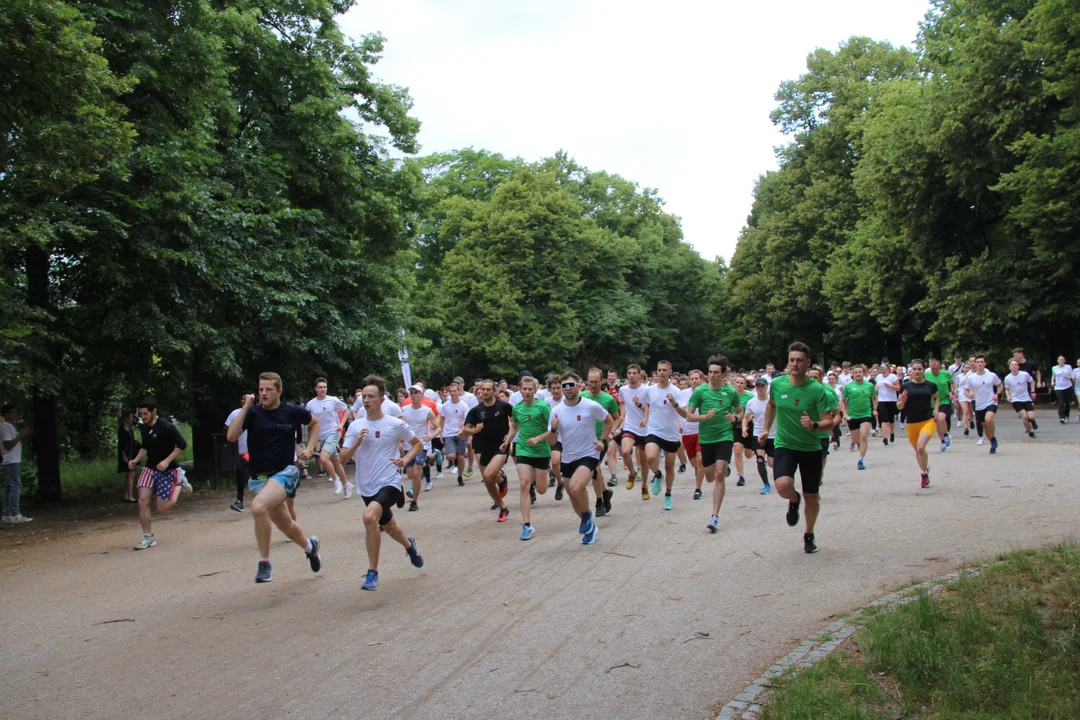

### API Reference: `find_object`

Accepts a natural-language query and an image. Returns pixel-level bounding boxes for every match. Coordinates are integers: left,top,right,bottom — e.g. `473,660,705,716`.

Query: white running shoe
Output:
977,437,985,446
344,482,355,499
425,480,432,491
334,479,343,495
10,514,33,524
177,469,193,494
435,472,443,479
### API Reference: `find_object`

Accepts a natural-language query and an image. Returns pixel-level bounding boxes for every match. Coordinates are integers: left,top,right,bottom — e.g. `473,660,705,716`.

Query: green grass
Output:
56,423,195,496
762,541,1080,719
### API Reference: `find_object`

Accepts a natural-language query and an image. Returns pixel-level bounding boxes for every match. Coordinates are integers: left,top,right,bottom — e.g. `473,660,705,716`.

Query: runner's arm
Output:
760,395,775,439
226,396,253,442
393,435,423,467
601,413,615,442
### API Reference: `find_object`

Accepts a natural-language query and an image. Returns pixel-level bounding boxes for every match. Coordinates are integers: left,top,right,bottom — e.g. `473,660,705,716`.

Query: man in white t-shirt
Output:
678,369,706,499
963,355,1002,453
454,376,479,477
402,384,441,504
617,363,650,495
339,376,425,592
1,404,32,524
225,395,250,512
1004,359,1037,438
440,384,470,482
837,362,853,389
875,363,901,446
306,378,351,498
640,360,689,511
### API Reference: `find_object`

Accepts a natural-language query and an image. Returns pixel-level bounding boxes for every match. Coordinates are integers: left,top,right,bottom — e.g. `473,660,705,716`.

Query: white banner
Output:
397,330,412,388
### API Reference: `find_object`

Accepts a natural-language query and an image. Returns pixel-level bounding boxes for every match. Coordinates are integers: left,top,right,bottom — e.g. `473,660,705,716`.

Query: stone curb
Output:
715,566,985,720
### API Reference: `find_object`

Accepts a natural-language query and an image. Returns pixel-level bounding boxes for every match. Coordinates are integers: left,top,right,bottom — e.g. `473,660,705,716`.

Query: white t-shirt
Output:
551,397,609,463
440,398,469,438
306,396,348,440
677,387,698,436
543,394,563,413
964,371,1001,411
838,373,852,388
350,395,403,419
744,396,775,439
461,391,479,409
643,384,681,442
343,415,415,497
1,422,21,465
876,373,899,402
401,404,437,450
948,362,963,375
508,391,523,406
424,388,441,405
1004,372,1033,403
618,384,649,434
955,372,969,400
225,408,249,456
537,388,552,402
1052,364,1074,390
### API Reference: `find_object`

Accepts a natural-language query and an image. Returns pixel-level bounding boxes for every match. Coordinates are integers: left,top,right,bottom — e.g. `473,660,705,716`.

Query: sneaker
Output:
920,473,930,489
944,434,951,447
804,533,818,554
977,437,985,446
707,515,719,533
849,443,855,452
760,483,771,495
786,492,801,527
409,501,419,512
555,483,564,502
178,475,193,494
578,511,593,535
465,467,474,477
134,533,156,550
883,437,889,446
306,537,321,573
940,441,947,453
490,502,499,511
1061,418,1066,425
435,471,444,479
406,487,415,499
625,473,636,490
725,465,731,478
890,434,895,443
0,515,10,525
641,485,650,501
582,522,597,545
1031,420,1039,430
989,437,998,454
678,463,687,474
595,499,607,518
497,507,509,522
344,482,354,499
406,536,423,568
334,479,343,495
1029,431,1036,439
255,560,273,583
425,480,432,491
606,475,617,487
602,489,613,513
651,473,662,497
458,475,465,487
857,457,865,470
736,475,745,487
497,477,508,499
230,500,245,512
964,428,970,436
521,524,535,541
693,488,702,500
969,421,975,430
663,495,673,511
361,569,379,591
530,483,537,505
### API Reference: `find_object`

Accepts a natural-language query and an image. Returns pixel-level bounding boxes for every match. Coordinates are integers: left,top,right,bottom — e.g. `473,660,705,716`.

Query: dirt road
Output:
1,416,1076,719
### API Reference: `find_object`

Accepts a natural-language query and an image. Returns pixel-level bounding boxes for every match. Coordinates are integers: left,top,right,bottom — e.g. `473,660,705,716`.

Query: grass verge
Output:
762,540,1080,719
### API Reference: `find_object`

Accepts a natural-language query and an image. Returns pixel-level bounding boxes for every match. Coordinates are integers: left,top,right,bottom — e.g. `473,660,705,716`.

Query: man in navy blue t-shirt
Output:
227,371,322,584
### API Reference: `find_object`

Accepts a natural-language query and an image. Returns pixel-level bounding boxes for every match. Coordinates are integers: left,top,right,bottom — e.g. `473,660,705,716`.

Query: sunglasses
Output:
561,381,578,390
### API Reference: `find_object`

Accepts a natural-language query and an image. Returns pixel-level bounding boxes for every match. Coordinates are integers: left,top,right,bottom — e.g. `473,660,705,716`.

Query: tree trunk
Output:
191,383,224,484
26,244,62,501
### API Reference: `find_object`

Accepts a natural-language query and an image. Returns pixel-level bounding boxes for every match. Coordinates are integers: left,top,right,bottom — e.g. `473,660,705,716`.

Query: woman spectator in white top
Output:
1051,356,1074,424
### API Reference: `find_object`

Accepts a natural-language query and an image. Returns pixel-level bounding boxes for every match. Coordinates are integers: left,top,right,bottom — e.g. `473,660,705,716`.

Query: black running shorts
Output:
477,443,508,468
552,441,563,454
618,431,647,447
361,485,404,526
700,440,733,468
1011,401,1034,413
937,403,952,418
516,455,551,471
560,456,599,478
751,436,775,457
645,434,681,454
877,401,898,423
847,416,872,432
820,437,830,457
773,447,823,495
975,405,999,424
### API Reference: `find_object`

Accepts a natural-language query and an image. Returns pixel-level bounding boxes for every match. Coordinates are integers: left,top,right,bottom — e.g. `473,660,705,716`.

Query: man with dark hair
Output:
1012,347,1041,388
463,380,514,522
687,356,741,533
640,360,689,511
128,398,190,549
758,342,835,554
306,377,351,498
225,394,250,512
618,363,649,496
963,355,1002,453
581,368,619,517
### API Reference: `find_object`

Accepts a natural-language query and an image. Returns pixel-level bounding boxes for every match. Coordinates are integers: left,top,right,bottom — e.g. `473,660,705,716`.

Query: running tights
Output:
755,456,769,485
1057,388,1073,420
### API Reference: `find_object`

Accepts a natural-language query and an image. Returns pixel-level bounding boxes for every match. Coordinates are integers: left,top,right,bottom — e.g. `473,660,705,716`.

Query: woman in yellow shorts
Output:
897,359,939,489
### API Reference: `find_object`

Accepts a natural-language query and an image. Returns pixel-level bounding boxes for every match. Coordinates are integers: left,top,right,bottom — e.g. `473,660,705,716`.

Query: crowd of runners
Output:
109,345,1076,591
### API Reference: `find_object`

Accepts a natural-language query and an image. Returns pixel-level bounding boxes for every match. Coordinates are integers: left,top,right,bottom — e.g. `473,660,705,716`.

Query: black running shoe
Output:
458,475,464,487
555,483,564,501
890,434,895,443
409,501,419,511
530,483,537,504
255,561,273,583
725,465,731,478
602,489,613,513
736,476,745,487
490,502,499,511
786,492,801,527
693,488,702,500
804,533,818,554
678,463,687,474
594,498,607,517
1029,431,1036,439
306,536,321,573
883,437,889,446
1031,420,1039,430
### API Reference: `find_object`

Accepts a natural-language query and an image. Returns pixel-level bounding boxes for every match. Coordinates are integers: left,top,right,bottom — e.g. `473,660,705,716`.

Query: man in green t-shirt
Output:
758,342,835,555
924,357,954,452
582,368,622,518
687,354,743,534
840,364,877,469
505,376,552,541
807,367,840,483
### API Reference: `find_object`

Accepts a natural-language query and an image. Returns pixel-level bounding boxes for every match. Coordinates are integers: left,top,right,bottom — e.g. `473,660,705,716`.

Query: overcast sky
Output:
341,0,931,264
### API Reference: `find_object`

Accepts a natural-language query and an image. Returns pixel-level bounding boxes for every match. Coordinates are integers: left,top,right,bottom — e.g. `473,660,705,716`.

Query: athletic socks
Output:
303,540,312,554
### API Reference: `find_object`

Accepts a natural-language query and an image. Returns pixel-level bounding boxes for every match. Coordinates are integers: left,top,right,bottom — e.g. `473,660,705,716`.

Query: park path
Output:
0,416,1077,719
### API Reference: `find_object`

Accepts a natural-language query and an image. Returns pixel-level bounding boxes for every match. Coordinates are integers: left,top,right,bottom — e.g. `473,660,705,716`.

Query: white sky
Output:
341,0,931,264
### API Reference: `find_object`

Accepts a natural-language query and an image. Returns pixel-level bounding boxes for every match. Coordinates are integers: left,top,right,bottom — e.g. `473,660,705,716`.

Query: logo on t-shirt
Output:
794,399,801,406
577,415,581,421
375,430,381,439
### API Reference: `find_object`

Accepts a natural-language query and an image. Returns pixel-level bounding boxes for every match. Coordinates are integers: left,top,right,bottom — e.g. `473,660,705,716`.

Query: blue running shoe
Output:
664,495,673,511
578,511,593,535
944,434,951,447
651,473,663,497
582,522,597,545
940,441,947,453
255,561,272,583
707,515,718,533
760,483,771,495
989,437,998,454
405,536,423,568
520,524,535,541
361,569,379,591
857,457,865,470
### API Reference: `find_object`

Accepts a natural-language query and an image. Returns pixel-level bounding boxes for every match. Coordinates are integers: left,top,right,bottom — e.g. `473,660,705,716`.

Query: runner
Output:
504,375,552,540
305,378,352,498
440,384,469,484
1011,348,1042,389
1051,356,1074,424
742,377,773,494
581,368,619,517
876,362,900,446
687,356,742,533
806,367,840,482
730,375,755,486
963,356,1002,453
225,396,250,512
618,363,650,497
640,360,688,511
896,359,939,488
825,373,843,450
543,376,566,501
757,342,835,554
924,357,955,452
337,375,424,591
679,369,706,500
1004,359,1038,438
463,380,514,522
956,361,974,436
601,381,622,488
128,398,191,549
530,372,614,545
840,364,876,470
402,384,441,510
456,377,480,477
226,374,322,583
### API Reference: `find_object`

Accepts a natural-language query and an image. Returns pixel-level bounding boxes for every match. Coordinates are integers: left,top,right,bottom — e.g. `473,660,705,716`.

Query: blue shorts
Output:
319,434,341,457
405,449,429,469
138,467,178,501
248,464,301,499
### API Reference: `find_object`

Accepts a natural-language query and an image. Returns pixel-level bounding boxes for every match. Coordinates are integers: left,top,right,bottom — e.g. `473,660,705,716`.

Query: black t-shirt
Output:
243,403,311,476
139,417,187,470
1018,360,1038,381
465,400,513,449
901,380,937,424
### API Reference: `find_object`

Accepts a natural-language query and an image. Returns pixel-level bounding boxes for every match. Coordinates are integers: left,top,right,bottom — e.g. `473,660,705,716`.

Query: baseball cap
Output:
453,376,464,384
410,383,424,392
754,377,768,386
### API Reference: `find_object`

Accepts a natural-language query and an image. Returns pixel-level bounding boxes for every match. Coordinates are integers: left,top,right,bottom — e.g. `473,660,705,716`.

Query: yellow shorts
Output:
906,419,936,446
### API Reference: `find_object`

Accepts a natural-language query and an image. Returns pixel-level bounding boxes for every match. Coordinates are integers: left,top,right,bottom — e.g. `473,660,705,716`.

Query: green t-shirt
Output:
924,369,953,404
512,400,551,458
818,386,839,438
580,390,618,438
771,375,834,452
689,384,743,444
842,380,875,419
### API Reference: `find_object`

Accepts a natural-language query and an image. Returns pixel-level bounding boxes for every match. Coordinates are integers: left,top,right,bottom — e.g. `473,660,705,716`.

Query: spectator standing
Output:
1,404,32,524
118,409,137,502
